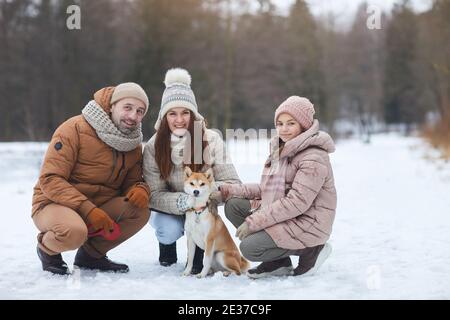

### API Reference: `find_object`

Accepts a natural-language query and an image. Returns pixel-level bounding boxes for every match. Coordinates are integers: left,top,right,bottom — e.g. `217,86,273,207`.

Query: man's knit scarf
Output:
82,100,143,152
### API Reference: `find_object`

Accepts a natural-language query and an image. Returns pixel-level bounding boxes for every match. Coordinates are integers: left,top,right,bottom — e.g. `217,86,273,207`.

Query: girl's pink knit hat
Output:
274,96,315,130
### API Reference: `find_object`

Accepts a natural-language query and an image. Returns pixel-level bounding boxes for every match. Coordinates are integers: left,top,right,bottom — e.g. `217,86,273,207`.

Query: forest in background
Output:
1,0,449,155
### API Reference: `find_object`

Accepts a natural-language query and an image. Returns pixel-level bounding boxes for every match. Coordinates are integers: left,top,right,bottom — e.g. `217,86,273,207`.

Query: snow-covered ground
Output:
1,133,449,299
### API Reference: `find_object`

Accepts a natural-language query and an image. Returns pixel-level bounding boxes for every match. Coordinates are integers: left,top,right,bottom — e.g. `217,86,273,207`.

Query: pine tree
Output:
383,0,421,129
344,2,385,141
285,0,327,126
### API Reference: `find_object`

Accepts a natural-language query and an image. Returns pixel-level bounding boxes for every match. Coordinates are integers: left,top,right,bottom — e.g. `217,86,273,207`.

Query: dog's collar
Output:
192,206,207,224
193,206,207,215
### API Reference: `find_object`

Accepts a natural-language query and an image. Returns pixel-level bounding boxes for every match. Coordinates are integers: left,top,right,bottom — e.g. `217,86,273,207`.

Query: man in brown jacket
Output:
32,83,151,275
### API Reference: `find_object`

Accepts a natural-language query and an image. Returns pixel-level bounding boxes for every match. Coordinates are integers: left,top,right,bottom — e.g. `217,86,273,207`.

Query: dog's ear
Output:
184,166,192,178
204,168,214,182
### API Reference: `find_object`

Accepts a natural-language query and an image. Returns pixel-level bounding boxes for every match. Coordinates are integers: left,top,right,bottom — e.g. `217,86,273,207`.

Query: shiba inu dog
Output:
182,166,250,278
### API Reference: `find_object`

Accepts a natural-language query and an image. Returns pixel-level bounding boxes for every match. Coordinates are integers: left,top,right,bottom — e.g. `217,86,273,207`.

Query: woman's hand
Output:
209,191,223,204
235,222,251,240
208,190,226,216
176,193,196,212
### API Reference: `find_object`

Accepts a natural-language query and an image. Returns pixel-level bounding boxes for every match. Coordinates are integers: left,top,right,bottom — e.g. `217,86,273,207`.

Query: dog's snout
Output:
193,190,200,196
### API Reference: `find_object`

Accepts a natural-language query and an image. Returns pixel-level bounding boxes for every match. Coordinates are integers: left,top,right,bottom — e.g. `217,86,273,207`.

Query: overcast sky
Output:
272,0,433,29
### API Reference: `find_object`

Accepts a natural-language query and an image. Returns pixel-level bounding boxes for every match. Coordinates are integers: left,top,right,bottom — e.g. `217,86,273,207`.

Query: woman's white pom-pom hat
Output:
154,68,204,130
164,68,192,87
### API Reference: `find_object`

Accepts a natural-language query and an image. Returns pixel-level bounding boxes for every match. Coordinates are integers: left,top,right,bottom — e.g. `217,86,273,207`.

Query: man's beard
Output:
118,126,135,135
114,119,137,135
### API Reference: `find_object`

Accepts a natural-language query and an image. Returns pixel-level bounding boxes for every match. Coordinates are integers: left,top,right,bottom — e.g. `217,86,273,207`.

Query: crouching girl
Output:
218,96,337,279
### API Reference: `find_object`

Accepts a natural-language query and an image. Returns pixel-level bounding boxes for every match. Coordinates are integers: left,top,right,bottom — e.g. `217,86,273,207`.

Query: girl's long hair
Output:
154,111,209,181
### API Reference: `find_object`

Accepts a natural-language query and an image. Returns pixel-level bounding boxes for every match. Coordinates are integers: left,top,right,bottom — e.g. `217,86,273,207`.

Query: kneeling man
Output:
32,83,151,274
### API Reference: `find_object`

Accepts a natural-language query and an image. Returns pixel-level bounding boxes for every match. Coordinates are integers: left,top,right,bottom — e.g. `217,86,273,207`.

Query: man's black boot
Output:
74,246,129,273
37,246,70,275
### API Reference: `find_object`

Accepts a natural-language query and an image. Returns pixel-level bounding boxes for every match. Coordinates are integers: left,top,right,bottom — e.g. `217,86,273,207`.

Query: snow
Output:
1,133,450,299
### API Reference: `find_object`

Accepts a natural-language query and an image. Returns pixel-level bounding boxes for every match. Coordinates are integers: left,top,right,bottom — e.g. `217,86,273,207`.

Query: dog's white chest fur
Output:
185,209,211,250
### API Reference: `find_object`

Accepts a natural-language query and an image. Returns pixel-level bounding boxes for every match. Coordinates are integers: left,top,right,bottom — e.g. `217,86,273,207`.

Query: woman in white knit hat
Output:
143,68,241,274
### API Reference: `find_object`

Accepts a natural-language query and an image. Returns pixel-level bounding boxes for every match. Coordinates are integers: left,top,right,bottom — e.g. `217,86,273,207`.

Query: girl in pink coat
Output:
218,96,337,279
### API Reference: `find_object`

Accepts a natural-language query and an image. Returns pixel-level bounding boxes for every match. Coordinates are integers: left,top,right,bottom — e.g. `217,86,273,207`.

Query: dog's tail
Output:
240,256,250,273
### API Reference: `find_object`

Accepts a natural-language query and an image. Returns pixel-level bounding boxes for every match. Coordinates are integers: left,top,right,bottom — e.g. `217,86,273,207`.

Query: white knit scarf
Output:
170,133,188,165
82,100,143,152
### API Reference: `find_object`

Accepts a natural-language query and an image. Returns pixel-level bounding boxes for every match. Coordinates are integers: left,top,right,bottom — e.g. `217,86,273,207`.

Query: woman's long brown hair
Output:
154,111,209,181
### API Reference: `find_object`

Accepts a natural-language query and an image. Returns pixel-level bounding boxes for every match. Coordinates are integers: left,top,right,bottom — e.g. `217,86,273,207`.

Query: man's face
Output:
110,98,146,134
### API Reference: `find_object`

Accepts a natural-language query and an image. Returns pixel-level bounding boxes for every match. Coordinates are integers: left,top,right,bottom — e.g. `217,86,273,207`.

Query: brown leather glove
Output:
126,186,149,209
87,208,115,236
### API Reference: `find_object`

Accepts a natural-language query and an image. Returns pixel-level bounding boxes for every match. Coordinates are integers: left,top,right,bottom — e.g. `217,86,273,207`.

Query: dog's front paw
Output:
196,268,210,278
182,268,192,276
